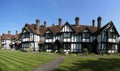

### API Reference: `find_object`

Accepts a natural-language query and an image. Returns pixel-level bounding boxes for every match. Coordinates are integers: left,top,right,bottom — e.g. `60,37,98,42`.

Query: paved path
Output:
33,56,64,71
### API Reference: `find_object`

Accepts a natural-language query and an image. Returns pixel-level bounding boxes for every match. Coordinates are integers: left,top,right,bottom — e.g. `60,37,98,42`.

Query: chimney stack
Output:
8,31,11,34
36,19,40,33
97,16,102,29
75,17,79,25
16,30,18,34
44,21,46,28
58,18,62,26
92,19,95,26
2,33,4,36
52,23,54,26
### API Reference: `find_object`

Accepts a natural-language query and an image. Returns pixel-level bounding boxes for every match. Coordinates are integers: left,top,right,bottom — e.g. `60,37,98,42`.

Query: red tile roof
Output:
22,22,98,35
1,33,20,40
1,34,12,40
48,25,63,34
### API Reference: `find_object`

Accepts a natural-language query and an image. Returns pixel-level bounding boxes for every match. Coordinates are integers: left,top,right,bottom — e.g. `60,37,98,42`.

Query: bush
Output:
58,48,64,53
82,48,88,56
26,48,33,52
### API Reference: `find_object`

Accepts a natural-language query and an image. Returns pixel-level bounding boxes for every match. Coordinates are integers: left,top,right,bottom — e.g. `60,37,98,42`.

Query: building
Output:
20,16,119,53
1,31,20,49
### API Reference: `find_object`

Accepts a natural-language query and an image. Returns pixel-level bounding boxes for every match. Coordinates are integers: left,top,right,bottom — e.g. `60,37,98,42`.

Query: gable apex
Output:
60,21,74,32
83,27,89,32
97,21,119,36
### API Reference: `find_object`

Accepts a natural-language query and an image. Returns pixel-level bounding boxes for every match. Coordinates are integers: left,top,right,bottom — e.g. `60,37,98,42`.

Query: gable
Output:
97,21,119,35
83,28,89,32
46,30,51,33
108,27,115,32
23,30,26,33
60,22,73,32
22,28,29,34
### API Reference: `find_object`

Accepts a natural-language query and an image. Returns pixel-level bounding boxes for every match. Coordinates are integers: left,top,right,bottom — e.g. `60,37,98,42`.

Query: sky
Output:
0,0,120,35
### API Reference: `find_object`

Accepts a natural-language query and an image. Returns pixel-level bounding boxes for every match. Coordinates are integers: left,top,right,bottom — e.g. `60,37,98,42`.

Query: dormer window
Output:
82,29,90,39
46,33,53,39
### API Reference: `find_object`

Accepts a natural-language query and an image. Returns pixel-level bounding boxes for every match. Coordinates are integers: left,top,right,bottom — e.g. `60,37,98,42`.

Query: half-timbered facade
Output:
20,20,47,51
97,21,119,53
1,31,20,49
20,17,119,53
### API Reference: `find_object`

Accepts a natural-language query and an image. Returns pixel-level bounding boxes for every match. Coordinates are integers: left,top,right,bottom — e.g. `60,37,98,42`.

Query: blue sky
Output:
0,0,120,34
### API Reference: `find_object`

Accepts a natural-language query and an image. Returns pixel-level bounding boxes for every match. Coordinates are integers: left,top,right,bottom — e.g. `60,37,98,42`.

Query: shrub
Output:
58,48,64,53
82,48,88,56
26,48,33,52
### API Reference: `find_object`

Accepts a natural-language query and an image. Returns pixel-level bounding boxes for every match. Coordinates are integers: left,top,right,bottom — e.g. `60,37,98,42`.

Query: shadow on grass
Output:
56,58,120,71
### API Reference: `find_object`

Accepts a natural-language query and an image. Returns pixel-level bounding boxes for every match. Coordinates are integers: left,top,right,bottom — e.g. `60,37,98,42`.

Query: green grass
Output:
56,55,120,71
0,50,57,71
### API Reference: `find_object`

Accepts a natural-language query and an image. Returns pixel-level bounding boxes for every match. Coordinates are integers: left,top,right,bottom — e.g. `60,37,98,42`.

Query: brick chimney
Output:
52,23,55,26
2,33,4,36
75,17,79,26
97,16,102,29
36,19,40,33
16,30,18,34
92,19,95,26
44,21,46,28
8,31,11,34
58,18,62,26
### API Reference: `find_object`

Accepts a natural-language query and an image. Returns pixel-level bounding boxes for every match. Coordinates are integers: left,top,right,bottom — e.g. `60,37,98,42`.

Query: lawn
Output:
56,55,120,71
0,49,57,71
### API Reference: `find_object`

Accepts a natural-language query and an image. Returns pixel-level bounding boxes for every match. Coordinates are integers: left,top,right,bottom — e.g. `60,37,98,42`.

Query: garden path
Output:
33,56,64,71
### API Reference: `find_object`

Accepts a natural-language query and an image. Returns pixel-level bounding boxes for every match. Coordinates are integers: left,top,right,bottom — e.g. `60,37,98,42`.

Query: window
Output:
22,33,30,38
108,32,116,39
82,33,89,39
108,45,115,50
46,33,53,39
64,44,70,49
25,33,30,38
2,40,4,42
63,33,70,38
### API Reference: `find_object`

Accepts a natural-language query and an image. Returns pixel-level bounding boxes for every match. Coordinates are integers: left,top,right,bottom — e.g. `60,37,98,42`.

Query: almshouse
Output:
1,16,119,53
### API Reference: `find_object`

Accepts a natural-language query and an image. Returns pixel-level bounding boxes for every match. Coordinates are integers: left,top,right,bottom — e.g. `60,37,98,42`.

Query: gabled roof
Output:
22,24,47,35
12,34,20,40
48,25,63,34
1,33,20,40
23,24,38,34
59,22,75,33
45,22,97,34
22,20,119,36
96,21,119,36
71,25,98,34
1,34,12,40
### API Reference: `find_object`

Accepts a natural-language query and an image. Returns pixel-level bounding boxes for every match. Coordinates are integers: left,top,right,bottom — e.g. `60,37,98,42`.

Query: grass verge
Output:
56,55,120,71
